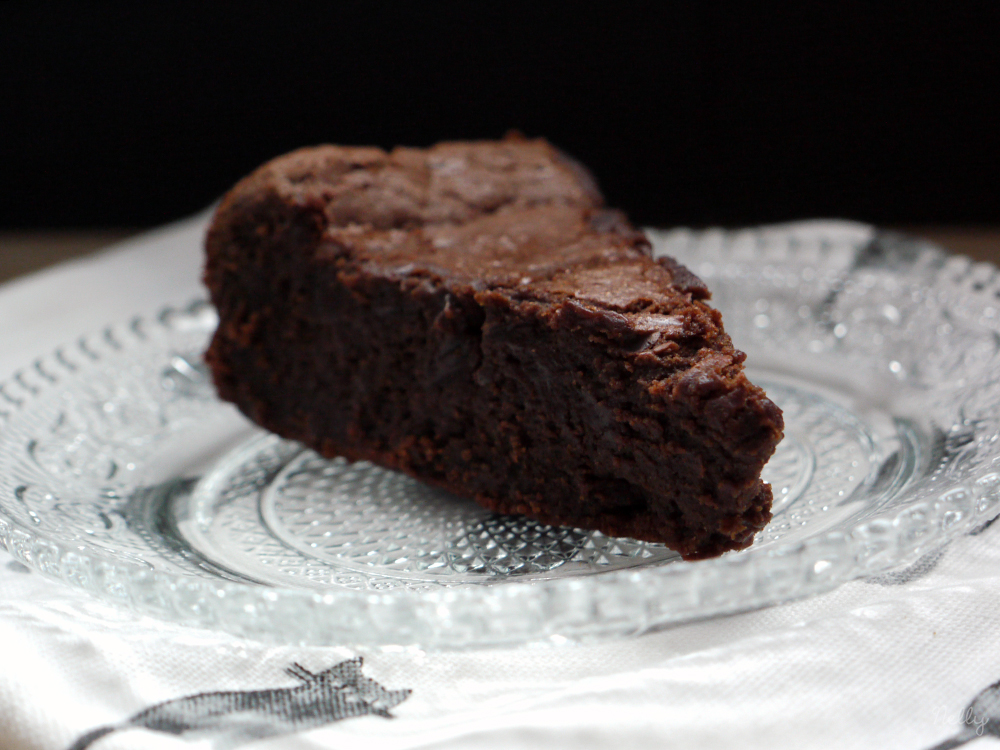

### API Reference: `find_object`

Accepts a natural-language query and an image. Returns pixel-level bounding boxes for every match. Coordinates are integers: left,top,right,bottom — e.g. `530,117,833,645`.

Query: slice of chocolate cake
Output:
203,135,783,560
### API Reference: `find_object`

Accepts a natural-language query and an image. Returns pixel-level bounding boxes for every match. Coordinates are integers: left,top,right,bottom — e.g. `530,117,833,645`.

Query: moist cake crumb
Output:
203,134,784,560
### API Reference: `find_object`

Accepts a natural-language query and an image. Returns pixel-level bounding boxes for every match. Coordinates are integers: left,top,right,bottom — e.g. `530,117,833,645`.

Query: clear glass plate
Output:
2,226,999,649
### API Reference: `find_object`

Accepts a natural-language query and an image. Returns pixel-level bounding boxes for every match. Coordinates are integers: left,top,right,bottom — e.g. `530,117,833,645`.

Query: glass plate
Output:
2,227,999,649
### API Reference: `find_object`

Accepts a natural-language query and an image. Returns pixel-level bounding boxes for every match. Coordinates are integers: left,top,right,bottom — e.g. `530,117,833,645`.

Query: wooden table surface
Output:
1,227,998,286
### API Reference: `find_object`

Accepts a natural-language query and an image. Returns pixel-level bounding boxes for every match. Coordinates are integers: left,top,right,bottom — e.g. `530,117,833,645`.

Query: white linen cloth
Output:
0,215,998,750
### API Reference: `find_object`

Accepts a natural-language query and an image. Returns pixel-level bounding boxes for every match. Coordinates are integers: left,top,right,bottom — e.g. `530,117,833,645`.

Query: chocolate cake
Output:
203,135,784,560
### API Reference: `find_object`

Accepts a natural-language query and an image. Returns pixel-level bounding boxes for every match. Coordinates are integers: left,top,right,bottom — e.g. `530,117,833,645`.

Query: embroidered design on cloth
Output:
865,547,947,587
68,657,411,750
866,511,1000,588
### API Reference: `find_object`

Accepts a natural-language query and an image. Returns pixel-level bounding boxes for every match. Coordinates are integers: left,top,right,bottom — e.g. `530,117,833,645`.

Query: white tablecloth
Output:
1,215,998,750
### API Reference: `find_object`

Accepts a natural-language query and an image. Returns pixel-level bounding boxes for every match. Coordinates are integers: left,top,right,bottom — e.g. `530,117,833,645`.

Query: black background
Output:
3,1,998,229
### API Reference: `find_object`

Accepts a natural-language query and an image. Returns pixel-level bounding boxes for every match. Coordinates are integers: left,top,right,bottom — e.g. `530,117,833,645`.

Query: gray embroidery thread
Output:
68,657,410,750
968,513,1000,536
865,547,947,586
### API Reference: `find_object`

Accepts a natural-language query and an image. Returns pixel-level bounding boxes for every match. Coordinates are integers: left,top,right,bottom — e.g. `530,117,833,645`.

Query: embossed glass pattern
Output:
1,227,998,649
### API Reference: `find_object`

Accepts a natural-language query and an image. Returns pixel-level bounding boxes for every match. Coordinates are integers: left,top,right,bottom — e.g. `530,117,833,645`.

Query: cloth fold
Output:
0,217,997,750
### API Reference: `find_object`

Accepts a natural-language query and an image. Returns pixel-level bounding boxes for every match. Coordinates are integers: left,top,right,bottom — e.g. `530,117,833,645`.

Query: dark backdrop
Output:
3,1,998,228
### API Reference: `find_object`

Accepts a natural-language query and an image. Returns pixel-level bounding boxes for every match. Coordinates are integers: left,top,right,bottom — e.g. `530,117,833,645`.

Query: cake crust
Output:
204,135,784,560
